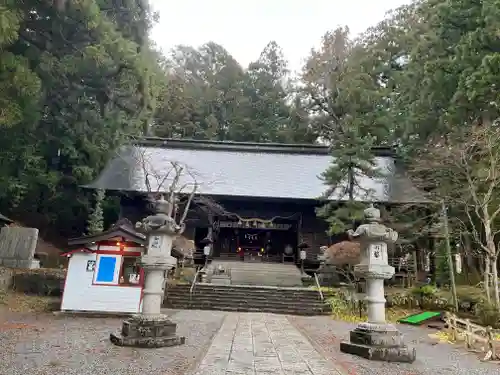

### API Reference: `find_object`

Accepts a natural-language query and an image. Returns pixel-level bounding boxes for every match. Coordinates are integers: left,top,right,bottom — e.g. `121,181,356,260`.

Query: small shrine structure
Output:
60,219,147,314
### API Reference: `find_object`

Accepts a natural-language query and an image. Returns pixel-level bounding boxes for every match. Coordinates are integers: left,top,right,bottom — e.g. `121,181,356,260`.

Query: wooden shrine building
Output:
85,138,427,269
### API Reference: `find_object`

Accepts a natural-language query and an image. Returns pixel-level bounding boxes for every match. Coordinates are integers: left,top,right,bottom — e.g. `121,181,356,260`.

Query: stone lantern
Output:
339,205,416,363
110,195,185,348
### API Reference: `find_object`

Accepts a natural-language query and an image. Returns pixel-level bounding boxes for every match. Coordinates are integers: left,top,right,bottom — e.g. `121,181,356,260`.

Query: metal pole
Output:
441,200,459,311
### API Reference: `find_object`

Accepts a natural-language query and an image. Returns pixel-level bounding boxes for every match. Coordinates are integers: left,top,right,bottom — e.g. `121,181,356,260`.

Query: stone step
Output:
209,261,303,287
226,272,302,278
225,268,302,273
163,302,328,316
166,291,322,302
228,274,302,279
166,295,325,308
164,282,326,307
167,284,318,292
167,293,321,302
227,279,302,287
164,282,329,316
166,285,322,295
166,285,320,294
167,295,322,303
211,261,301,270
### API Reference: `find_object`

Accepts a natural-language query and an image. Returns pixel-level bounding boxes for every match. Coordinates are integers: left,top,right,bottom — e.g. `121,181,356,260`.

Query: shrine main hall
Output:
87,137,425,267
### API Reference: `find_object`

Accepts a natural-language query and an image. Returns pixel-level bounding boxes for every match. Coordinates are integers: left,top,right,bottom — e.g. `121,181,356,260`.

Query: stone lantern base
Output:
340,323,416,363
110,314,185,348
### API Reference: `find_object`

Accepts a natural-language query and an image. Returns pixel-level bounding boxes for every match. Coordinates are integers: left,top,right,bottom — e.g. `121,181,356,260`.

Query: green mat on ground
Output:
398,311,442,325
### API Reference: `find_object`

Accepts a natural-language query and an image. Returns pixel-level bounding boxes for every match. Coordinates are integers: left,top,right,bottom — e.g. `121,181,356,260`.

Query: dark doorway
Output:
214,224,298,262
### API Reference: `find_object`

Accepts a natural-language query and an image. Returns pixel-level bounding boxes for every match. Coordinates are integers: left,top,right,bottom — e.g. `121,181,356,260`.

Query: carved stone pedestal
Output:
340,323,416,363
110,314,185,348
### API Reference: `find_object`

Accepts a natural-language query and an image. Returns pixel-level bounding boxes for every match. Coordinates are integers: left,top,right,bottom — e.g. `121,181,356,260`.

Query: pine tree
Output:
316,129,378,234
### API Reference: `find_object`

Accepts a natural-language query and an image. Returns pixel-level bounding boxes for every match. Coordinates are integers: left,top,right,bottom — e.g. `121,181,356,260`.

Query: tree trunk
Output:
483,215,495,305
492,255,500,309
484,256,492,304
54,0,66,11
479,254,485,276
463,233,476,283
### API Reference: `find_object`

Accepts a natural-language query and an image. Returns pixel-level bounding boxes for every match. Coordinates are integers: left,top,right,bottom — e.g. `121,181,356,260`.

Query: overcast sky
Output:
149,0,411,73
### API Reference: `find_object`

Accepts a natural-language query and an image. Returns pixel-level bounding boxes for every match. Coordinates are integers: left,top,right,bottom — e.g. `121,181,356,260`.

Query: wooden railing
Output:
388,256,417,288
387,257,417,270
189,267,203,300
444,312,499,361
313,273,324,301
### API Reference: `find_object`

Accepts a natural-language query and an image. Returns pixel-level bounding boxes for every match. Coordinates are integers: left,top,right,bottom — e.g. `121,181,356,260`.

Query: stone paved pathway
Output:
191,313,345,375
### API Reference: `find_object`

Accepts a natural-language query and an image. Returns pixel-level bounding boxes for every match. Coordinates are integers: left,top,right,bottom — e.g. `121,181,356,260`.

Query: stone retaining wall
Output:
0,267,64,295
0,267,13,291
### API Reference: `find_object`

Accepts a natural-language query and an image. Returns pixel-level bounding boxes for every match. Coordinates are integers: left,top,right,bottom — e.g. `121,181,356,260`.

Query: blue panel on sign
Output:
96,256,116,283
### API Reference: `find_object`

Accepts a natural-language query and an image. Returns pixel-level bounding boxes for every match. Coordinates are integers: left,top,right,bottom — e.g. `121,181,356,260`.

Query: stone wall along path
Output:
191,312,345,375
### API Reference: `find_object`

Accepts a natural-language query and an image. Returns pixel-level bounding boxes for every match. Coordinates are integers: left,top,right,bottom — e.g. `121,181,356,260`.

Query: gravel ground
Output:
0,308,227,375
288,316,499,375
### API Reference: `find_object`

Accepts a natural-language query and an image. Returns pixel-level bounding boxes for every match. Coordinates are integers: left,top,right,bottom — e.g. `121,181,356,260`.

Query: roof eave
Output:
68,226,146,246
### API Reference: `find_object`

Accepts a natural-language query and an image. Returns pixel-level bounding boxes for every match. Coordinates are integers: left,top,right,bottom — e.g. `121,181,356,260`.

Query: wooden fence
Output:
444,312,499,361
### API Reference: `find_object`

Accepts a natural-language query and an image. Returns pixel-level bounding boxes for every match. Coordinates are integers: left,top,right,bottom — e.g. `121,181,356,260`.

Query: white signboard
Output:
424,253,431,272
148,235,163,255
86,260,96,272
369,242,387,264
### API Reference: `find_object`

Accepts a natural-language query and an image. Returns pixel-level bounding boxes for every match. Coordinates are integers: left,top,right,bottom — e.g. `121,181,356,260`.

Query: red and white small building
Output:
61,220,147,314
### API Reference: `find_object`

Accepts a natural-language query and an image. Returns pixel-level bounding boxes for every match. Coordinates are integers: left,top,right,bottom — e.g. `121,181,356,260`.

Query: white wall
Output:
61,252,142,313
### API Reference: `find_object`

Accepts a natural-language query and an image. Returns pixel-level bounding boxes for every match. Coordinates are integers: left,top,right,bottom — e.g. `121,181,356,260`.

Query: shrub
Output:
386,291,412,308
411,284,444,309
474,302,500,329
325,295,351,315
412,284,438,297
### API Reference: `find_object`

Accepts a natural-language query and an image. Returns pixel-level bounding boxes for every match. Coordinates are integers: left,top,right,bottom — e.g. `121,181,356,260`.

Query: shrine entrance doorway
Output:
213,219,298,263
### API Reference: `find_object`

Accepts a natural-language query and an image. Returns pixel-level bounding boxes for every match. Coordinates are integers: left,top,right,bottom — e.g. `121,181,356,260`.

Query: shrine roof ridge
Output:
135,137,395,157
85,137,429,203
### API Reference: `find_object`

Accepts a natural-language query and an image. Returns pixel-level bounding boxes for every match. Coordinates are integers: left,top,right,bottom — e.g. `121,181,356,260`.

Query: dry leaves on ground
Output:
0,291,60,313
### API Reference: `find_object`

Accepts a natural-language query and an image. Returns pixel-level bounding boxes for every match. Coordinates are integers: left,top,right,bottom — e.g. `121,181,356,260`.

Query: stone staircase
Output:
163,284,328,315
208,260,303,287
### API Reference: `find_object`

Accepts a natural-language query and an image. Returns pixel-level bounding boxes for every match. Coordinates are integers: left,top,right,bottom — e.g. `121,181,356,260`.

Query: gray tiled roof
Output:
86,138,428,203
